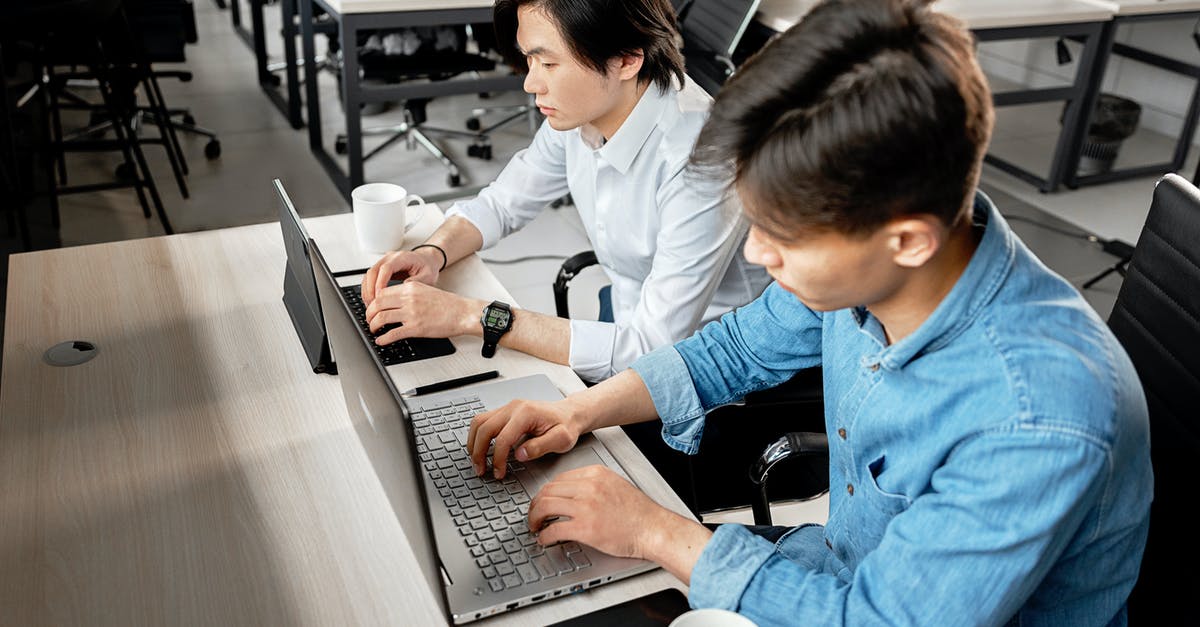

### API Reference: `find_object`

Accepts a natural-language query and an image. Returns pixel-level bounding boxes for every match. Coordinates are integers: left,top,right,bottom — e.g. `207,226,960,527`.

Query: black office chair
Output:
678,0,762,96
1,0,175,234
332,27,501,187
1,40,33,250
1107,173,1200,623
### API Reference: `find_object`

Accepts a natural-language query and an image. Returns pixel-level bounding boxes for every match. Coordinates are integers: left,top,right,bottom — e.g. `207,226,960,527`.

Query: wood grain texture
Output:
1,210,689,626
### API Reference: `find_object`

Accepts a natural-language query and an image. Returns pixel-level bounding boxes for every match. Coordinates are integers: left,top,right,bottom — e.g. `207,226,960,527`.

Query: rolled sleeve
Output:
629,346,707,454
689,525,777,611
567,319,618,383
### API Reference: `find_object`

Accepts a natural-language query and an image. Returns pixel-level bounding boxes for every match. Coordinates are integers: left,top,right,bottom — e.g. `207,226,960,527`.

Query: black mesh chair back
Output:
1,0,123,34
1108,173,1200,623
679,0,761,95
680,0,760,58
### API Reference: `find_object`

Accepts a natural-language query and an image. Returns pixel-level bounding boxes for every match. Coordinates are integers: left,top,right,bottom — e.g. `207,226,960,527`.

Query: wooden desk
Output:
753,0,1117,193
0,207,689,625
299,0,525,199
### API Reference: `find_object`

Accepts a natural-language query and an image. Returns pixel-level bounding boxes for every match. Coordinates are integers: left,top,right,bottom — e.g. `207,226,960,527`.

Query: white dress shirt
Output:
446,76,769,381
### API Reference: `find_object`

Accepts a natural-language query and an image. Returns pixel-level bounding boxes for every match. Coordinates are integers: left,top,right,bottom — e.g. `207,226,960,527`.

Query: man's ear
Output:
610,50,644,81
886,215,943,269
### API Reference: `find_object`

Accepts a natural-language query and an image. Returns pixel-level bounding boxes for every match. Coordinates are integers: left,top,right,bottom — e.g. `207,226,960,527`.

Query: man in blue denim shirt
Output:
467,1,1152,624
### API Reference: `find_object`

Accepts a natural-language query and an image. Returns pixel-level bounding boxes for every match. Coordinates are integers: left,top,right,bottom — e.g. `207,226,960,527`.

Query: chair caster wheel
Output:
182,113,196,125
115,162,137,181
448,173,461,187
334,137,347,154
467,143,493,160
466,117,481,131
205,139,221,159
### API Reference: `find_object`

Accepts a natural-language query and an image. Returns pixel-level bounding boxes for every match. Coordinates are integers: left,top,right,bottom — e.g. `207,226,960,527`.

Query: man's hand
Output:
365,281,480,344
528,466,707,562
467,398,587,478
361,248,444,305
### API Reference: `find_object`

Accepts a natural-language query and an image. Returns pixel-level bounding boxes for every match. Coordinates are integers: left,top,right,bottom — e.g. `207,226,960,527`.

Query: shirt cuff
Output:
690,524,776,610
629,347,707,454
445,201,504,250
568,318,618,383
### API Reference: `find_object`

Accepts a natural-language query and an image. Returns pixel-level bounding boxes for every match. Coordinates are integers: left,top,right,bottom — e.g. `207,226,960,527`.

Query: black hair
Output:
493,0,685,93
690,0,994,238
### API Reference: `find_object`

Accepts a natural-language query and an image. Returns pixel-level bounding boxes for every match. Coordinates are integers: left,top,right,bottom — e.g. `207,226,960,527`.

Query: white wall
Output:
976,17,1200,146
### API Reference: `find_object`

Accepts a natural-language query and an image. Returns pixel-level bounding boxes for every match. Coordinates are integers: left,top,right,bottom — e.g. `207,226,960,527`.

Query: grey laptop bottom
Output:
309,237,655,624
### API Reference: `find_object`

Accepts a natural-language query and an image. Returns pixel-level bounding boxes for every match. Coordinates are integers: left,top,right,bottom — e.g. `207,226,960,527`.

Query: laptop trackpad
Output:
518,447,604,497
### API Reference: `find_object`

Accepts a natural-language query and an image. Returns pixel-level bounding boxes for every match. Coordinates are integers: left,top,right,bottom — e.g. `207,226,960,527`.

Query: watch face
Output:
485,307,511,329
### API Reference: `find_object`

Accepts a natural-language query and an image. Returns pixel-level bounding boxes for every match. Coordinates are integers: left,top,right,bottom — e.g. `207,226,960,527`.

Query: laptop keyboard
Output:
411,395,594,593
341,286,427,366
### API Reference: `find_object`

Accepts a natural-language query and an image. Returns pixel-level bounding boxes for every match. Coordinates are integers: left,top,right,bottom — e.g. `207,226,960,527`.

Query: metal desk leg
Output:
1062,20,1116,189
300,0,322,153
1044,22,1104,193
250,0,271,87
281,0,304,129
342,14,365,194
229,0,255,50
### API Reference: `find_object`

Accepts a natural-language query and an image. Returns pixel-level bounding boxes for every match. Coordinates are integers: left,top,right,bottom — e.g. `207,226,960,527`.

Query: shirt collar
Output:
865,190,1017,370
580,82,675,174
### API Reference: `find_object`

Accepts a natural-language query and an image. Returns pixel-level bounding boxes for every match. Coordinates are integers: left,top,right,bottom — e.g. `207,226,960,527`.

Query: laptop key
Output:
517,562,540,584
488,578,505,593
502,573,522,589
570,552,592,569
532,555,556,579
546,546,574,575
482,566,498,579
563,542,582,555
503,540,522,555
496,562,516,577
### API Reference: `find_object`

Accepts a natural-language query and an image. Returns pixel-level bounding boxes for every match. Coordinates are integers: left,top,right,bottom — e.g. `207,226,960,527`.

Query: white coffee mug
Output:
351,182,426,253
669,608,757,627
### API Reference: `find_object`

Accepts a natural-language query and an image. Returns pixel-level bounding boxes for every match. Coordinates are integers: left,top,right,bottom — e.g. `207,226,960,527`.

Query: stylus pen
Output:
403,370,500,397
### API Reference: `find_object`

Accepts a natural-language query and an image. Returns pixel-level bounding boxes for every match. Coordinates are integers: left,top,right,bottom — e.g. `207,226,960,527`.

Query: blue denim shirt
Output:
630,193,1152,626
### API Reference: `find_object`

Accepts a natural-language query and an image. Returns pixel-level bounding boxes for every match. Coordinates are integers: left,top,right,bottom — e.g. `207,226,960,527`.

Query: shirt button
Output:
837,428,847,440
868,363,880,372
847,483,855,496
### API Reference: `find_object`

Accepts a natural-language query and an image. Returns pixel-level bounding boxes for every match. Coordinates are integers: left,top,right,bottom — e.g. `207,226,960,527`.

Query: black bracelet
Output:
412,243,448,272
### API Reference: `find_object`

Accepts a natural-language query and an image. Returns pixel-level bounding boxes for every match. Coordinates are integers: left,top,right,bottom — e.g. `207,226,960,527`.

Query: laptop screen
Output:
309,237,453,620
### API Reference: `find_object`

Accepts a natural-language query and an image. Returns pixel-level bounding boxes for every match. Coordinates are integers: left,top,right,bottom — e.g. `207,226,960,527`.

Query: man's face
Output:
741,213,906,313
516,5,626,132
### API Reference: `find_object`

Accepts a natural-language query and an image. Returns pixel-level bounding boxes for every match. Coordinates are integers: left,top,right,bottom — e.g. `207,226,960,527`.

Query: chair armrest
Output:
553,250,598,318
749,431,829,526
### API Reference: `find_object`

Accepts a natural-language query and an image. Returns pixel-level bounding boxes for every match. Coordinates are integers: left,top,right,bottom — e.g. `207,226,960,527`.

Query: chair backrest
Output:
1108,173,1200,622
680,0,762,59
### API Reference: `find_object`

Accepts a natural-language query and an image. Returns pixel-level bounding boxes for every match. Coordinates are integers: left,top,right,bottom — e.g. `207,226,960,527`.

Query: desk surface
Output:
756,0,1117,32
0,208,689,625
319,0,494,15
1108,0,1200,16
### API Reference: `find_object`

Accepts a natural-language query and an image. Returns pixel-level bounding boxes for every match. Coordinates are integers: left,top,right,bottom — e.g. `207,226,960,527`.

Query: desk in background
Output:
1067,0,1200,188
755,0,1117,193
0,206,689,625
299,0,525,200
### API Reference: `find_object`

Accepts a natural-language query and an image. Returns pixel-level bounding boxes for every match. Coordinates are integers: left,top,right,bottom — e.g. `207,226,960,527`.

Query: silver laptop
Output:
307,237,656,624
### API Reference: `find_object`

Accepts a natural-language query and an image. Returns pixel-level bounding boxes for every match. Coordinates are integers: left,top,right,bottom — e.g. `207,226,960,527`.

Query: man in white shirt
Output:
360,0,768,382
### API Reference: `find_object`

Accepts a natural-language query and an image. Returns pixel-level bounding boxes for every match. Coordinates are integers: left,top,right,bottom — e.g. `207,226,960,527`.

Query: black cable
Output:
478,254,568,265
1002,213,1099,242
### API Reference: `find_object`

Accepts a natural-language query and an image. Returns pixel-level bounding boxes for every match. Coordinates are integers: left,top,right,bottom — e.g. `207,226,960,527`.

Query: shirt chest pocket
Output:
847,455,913,555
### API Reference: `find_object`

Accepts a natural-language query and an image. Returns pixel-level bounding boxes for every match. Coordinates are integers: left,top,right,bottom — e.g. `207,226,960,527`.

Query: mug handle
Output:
404,194,426,228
